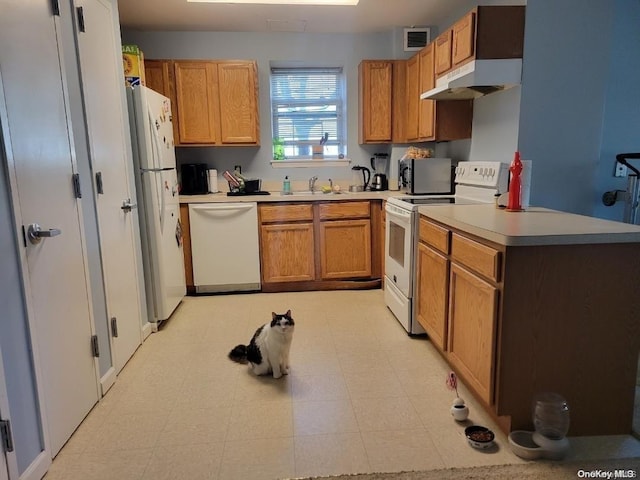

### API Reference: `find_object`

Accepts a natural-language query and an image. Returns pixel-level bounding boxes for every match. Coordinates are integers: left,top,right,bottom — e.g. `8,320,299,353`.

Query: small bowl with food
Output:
464,425,495,450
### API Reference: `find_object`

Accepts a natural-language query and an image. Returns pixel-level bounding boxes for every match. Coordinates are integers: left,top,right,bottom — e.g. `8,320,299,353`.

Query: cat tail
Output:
228,344,248,364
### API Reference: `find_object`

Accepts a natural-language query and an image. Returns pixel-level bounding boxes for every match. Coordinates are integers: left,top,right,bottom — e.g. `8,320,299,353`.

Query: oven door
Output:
385,202,414,297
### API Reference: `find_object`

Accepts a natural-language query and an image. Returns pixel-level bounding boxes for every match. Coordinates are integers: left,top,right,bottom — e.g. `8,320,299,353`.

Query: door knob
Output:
26,223,62,245
121,199,137,212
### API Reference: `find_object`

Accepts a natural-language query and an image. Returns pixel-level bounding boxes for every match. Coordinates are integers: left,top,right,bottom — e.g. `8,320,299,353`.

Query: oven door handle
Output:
385,206,412,221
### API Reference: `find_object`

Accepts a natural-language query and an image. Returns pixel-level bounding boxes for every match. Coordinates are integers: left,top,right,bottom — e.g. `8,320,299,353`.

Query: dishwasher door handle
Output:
191,204,255,213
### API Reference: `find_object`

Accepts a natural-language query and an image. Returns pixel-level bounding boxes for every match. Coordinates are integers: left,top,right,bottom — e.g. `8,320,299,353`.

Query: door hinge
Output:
0,419,14,453
91,335,100,357
76,6,86,32
110,317,118,338
51,0,60,16
95,171,104,194
72,173,82,199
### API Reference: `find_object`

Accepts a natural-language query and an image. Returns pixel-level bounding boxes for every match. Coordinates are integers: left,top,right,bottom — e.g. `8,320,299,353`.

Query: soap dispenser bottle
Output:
283,175,291,194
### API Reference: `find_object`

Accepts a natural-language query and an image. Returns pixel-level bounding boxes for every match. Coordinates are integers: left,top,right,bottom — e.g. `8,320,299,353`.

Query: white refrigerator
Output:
127,85,186,325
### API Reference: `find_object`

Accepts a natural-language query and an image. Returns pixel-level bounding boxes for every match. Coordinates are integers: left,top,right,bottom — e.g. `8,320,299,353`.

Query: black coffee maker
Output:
370,153,389,191
181,163,209,195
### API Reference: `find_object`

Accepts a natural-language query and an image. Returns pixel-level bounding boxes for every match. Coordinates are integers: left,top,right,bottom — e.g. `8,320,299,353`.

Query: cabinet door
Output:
416,242,449,351
447,263,498,404
359,61,392,143
319,219,372,279
452,11,476,67
434,30,452,76
261,223,315,283
417,44,435,140
145,59,171,97
179,204,193,290
174,61,219,144
217,61,259,144
145,59,181,146
405,54,419,141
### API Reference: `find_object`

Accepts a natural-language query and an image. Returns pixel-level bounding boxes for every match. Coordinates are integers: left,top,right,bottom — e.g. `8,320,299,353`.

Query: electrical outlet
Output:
615,163,628,177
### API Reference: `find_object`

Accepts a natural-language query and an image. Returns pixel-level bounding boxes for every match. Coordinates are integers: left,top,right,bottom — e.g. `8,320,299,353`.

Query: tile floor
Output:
44,290,640,480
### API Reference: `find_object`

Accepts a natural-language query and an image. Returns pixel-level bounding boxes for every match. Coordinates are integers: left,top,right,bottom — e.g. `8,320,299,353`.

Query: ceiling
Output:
117,0,477,34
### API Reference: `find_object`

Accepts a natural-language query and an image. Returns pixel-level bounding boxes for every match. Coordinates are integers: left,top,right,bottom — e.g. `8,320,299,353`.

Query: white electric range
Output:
384,161,509,334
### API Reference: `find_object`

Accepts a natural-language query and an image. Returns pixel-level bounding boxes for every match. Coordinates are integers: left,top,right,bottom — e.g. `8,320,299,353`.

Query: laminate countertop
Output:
418,204,640,246
179,190,396,204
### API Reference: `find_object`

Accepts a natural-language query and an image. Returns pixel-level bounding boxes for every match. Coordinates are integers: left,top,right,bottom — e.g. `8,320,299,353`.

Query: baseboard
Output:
100,367,117,396
142,321,153,340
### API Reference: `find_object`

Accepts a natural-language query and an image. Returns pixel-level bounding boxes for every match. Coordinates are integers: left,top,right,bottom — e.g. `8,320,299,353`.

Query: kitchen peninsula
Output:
416,203,640,437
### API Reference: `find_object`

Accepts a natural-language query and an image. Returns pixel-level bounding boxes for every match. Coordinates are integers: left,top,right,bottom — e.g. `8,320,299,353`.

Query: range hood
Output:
420,59,523,101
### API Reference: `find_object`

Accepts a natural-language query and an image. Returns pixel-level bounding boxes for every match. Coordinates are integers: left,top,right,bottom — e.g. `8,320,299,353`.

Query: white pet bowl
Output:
508,430,543,460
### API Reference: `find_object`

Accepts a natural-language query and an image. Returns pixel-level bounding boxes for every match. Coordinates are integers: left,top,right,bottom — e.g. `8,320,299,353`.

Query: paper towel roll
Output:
520,160,532,209
208,169,218,193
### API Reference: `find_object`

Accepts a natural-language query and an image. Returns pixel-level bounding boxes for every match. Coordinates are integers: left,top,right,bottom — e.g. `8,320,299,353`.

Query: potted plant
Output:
446,371,469,421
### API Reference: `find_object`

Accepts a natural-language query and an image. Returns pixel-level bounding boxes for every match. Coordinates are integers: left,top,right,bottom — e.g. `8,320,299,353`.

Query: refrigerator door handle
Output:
141,167,174,173
148,108,166,231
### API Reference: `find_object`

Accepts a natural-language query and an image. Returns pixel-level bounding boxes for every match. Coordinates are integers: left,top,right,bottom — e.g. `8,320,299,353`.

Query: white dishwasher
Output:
188,202,261,293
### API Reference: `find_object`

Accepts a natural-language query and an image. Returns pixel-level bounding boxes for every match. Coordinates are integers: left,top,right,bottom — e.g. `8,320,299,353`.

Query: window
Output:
270,67,346,161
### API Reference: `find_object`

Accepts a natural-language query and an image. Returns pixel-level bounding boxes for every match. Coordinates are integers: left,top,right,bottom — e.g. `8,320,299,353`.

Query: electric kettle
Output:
349,165,371,192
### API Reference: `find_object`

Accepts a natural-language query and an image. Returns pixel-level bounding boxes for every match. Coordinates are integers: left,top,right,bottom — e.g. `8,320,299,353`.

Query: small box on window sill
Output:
312,145,324,159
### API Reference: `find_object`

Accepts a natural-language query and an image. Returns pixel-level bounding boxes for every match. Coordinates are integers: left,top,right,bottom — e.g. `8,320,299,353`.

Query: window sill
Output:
271,158,351,168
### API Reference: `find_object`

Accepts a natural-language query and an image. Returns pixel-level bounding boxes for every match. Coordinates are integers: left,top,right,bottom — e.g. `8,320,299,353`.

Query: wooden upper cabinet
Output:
391,60,407,144
153,59,260,146
434,29,452,76
417,44,435,140
358,61,393,143
405,54,420,142
452,11,476,66
144,59,180,144
174,61,219,144
144,59,171,97
217,61,260,144
436,6,526,78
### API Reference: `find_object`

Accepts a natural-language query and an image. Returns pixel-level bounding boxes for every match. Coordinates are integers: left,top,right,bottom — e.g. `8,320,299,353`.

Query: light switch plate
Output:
615,163,628,177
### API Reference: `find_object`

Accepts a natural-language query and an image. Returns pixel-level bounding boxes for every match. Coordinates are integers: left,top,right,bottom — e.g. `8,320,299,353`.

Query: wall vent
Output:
403,27,430,51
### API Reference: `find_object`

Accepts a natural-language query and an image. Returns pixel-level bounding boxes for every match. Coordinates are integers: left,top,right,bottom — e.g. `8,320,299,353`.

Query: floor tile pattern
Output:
44,290,640,479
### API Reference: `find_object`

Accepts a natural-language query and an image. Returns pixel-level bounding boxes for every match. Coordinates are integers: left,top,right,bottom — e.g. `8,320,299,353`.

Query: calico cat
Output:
228,310,295,379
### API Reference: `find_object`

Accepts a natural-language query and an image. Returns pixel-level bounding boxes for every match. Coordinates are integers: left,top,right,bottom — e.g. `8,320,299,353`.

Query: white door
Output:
0,0,100,456
0,350,14,480
73,0,143,374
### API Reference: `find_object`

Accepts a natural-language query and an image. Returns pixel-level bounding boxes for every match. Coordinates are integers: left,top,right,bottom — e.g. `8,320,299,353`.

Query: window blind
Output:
270,67,345,159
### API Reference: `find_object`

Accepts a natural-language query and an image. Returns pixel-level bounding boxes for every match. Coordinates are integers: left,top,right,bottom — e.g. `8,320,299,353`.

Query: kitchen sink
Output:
279,191,343,196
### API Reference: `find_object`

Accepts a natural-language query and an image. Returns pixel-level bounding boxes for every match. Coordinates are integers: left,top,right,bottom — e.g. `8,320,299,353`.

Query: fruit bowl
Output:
465,425,495,450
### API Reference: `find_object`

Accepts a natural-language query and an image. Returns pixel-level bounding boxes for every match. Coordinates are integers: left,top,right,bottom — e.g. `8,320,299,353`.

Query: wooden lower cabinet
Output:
415,242,448,350
319,219,371,279
417,213,640,436
179,204,194,292
260,222,315,283
259,201,380,291
447,262,498,405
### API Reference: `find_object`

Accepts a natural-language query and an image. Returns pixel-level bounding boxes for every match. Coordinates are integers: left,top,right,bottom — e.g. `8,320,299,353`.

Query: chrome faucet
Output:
309,175,318,193
328,178,333,190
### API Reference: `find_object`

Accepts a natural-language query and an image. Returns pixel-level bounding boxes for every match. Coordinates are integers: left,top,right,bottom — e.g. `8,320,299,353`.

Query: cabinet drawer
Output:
319,201,370,220
451,233,501,282
260,203,313,223
419,218,450,254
